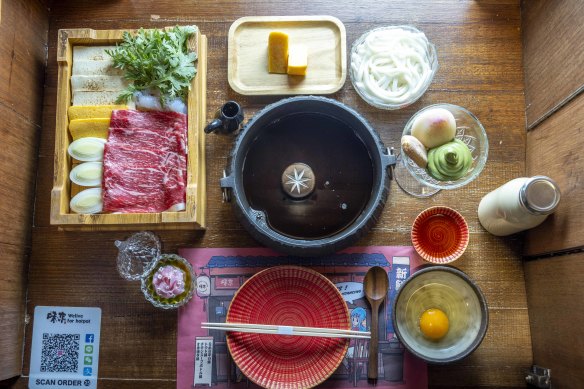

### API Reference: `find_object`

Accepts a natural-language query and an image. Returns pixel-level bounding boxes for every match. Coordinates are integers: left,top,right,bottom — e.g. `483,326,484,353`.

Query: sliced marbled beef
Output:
110,110,187,137
102,110,188,213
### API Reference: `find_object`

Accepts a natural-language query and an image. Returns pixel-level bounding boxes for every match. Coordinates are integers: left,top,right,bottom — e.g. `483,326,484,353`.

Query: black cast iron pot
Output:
220,96,396,256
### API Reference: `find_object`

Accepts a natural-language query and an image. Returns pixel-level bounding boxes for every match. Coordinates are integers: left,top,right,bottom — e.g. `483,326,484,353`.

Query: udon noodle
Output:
351,27,434,106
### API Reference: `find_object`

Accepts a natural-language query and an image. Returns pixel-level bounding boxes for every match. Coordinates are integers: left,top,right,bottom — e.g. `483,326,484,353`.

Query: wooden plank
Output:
194,35,208,228
429,308,531,387
0,0,48,381
522,0,584,129
47,0,521,26
524,92,584,256
524,253,584,389
0,243,29,380
11,379,176,389
0,0,49,124
0,104,39,246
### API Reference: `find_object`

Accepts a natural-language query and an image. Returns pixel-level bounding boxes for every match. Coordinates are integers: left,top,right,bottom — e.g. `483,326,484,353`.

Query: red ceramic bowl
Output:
411,206,469,264
226,266,350,389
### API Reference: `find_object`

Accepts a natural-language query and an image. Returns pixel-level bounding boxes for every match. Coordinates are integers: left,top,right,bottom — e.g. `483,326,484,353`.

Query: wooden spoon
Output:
364,266,389,381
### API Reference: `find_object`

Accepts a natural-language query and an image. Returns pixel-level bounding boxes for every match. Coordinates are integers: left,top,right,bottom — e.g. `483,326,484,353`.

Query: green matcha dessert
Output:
427,139,473,181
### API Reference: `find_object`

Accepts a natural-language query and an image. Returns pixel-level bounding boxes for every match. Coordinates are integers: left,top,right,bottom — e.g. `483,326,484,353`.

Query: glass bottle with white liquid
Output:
478,176,561,236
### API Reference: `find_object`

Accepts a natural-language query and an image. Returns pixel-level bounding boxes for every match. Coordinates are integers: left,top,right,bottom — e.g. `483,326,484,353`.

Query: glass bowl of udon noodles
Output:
350,25,438,110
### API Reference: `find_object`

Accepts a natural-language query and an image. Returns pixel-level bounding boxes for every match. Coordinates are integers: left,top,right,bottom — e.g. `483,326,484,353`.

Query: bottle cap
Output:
520,176,561,215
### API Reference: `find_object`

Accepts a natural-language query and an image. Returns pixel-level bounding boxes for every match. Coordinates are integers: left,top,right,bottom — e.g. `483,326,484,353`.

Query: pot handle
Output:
381,147,397,179
219,170,234,202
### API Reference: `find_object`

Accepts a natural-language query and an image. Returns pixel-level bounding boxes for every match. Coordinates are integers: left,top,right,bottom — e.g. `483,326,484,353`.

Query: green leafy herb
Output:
105,25,198,104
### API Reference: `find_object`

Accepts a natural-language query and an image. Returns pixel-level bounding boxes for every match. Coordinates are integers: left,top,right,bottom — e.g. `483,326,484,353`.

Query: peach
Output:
411,108,457,149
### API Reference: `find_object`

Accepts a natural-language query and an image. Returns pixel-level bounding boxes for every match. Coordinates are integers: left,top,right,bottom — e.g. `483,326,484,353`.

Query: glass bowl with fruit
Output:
394,103,488,197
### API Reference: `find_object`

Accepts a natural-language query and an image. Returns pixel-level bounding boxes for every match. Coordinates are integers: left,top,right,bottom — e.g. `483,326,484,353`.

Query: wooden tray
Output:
50,27,207,231
228,16,346,95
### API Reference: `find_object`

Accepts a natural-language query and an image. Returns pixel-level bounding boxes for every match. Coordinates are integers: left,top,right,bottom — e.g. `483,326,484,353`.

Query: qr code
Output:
40,333,80,372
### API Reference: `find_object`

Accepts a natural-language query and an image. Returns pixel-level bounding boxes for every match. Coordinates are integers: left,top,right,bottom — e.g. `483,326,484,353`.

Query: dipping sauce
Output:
419,308,449,340
412,207,469,264
416,214,461,258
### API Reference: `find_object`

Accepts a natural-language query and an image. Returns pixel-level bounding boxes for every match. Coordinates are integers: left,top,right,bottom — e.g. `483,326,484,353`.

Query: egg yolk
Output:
419,308,449,340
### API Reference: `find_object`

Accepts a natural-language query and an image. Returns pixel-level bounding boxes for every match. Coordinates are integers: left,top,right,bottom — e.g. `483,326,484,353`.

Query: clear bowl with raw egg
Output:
392,266,488,364
395,103,489,197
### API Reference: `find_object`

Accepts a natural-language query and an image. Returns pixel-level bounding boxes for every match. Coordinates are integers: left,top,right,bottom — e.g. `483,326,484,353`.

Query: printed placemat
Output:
177,246,427,389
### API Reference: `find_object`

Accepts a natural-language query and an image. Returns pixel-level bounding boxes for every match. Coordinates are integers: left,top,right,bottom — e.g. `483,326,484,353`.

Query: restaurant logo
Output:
196,275,211,297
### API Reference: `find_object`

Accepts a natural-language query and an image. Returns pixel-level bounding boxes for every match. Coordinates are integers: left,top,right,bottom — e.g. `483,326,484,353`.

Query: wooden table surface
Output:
20,0,531,388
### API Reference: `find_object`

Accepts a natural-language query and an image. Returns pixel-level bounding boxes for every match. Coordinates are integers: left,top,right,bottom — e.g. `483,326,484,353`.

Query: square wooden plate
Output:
228,16,347,95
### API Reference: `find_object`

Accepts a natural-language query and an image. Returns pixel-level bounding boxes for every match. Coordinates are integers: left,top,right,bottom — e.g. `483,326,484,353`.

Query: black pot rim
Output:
391,265,489,364
221,96,396,256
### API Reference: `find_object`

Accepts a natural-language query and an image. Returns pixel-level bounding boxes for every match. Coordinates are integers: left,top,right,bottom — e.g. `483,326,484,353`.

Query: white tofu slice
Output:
73,45,116,62
72,59,124,76
70,75,128,92
72,90,135,109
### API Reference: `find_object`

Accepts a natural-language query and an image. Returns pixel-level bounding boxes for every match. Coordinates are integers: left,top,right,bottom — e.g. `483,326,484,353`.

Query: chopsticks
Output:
202,322,371,339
